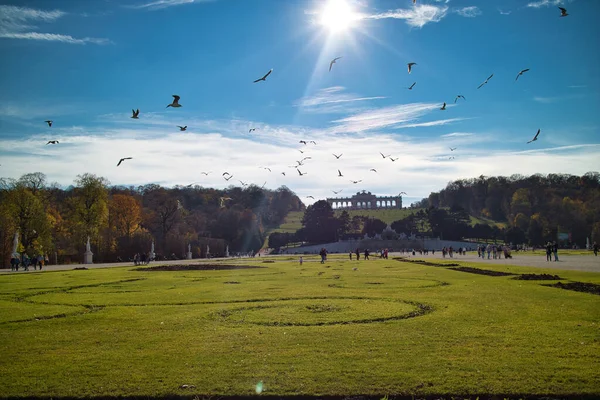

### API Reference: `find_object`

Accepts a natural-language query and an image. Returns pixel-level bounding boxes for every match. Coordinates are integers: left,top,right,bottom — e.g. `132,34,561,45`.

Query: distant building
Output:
326,190,402,210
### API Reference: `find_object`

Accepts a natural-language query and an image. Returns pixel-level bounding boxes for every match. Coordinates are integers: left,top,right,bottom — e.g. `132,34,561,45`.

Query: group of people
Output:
348,248,371,261
10,254,47,271
477,244,512,259
132,252,153,266
545,242,559,262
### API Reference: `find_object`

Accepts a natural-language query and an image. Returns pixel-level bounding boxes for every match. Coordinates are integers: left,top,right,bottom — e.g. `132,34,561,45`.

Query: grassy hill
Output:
334,208,423,225
263,208,506,248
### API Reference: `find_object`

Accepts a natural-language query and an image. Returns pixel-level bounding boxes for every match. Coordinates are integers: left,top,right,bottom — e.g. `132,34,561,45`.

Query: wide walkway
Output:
407,252,600,273
1,252,598,274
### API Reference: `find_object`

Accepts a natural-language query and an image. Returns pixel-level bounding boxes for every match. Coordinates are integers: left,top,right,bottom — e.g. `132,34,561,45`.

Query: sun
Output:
319,0,359,33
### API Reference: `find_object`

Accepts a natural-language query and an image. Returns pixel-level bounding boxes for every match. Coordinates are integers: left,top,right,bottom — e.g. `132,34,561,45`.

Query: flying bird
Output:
332,190,343,195
450,147,457,151
297,169,307,176
307,196,315,199
117,157,132,167
407,62,417,74
390,157,399,162
440,102,447,110
46,140,59,145
281,172,286,176
399,192,408,195
310,141,317,145
298,149,304,154
380,152,390,159
249,128,257,133
261,167,272,172
337,170,343,177
407,82,416,90
515,69,530,81
167,95,182,108
186,182,201,188
350,180,362,184
559,7,568,17
131,109,140,119
296,160,305,166
239,180,248,186
477,74,494,89
300,140,307,145
449,156,455,160
253,69,273,83
370,169,377,173
224,175,234,181
201,171,212,175
329,57,342,72
44,120,53,127
454,95,466,103
332,153,343,159
177,125,187,131
222,172,231,176
302,157,312,161
527,129,541,144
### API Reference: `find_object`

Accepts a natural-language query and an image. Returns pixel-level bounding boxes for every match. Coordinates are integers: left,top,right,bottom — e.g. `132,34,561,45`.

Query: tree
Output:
6,187,52,256
69,174,110,243
143,188,181,252
109,194,142,240
301,200,338,244
337,210,351,236
505,227,526,245
362,218,387,237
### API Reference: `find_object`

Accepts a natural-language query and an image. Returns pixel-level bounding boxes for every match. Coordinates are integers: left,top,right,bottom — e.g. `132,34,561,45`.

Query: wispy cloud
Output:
295,87,386,114
533,96,561,104
362,4,448,28
330,103,446,133
454,6,482,18
129,0,212,10
441,132,474,138
527,0,566,8
0,5,109,44
498,8,512,15
396,118,465,129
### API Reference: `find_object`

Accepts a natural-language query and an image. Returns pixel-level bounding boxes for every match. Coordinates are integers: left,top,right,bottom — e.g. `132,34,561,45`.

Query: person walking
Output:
355,248,360,261
594,242,598,256
553,241,559,262
349,251,352,260
546,242,552,262
364,249,370,260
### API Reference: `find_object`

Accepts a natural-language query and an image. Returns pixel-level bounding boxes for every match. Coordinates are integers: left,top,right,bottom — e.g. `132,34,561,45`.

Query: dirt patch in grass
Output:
515,273,563,280
224,281,241,284
261,260,275,263
134,264,265,272
72,267,88,270
365,282,384,285
449,266,515,276
545,281,600,296
394,257,460,267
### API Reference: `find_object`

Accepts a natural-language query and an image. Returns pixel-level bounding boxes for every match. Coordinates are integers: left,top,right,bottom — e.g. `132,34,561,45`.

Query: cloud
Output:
396,118,465,129
527,0,566,8
498,8,512,15
533,96,561,104
0,5,109,45
295,87,386,114
1,122,598,206
331,103,445,133
454,6,482,18
362,4,448,28
129,0,212,10
441,132,474,138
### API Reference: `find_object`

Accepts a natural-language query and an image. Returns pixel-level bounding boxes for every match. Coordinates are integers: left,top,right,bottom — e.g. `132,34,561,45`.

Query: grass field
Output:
262,211,304,248
1,257,599,399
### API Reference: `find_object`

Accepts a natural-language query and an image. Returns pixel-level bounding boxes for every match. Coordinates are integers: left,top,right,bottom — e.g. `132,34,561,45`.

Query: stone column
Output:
186,243,193,260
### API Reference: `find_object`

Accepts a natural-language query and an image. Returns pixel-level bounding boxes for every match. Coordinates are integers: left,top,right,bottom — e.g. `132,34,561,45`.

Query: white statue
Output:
186,243,193,260
84,236,94,264
149,240,156,261
225,245,229,257
188,243,191,253
11,231,19,258
206,244,210,258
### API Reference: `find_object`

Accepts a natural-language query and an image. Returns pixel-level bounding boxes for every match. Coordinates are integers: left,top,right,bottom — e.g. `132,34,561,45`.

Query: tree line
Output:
0,173,303,266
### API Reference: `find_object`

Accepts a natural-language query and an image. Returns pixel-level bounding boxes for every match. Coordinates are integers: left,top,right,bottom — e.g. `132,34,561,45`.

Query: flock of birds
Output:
37,3,573,203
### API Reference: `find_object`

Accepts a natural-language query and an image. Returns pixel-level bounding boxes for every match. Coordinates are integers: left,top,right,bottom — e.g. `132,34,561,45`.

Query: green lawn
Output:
1,257,599,398
262,211,304,248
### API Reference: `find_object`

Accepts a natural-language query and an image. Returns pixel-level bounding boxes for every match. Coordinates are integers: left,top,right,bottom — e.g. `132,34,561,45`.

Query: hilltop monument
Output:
326,190,403,210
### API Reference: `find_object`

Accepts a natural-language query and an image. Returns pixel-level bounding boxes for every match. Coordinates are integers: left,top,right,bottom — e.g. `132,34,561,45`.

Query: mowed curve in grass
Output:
0,256,599,398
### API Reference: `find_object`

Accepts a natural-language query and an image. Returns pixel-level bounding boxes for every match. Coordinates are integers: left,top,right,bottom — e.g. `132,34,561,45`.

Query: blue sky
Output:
0,0,599,205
